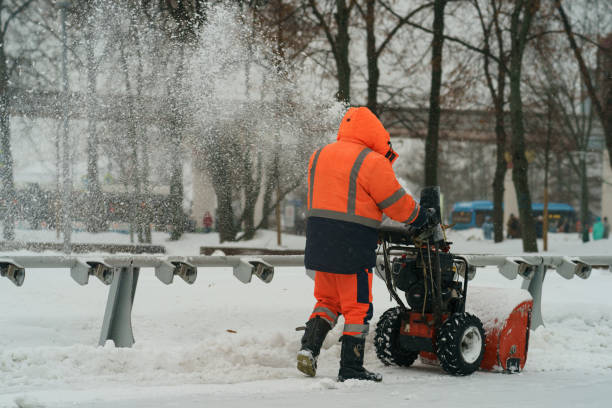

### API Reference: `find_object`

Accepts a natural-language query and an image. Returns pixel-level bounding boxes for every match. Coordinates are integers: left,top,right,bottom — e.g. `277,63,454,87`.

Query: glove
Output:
410,207,437,229
410,208,439,241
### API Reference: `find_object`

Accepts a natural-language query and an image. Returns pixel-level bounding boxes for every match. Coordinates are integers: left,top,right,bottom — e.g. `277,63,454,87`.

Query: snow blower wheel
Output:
374,307,419,367
435,312,486,376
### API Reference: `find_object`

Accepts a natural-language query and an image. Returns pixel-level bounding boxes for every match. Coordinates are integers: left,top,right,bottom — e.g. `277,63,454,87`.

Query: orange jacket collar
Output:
337,107,398,164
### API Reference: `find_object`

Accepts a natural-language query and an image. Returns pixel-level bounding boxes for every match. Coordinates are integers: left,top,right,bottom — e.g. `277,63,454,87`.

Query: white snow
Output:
1,229,611,407
465,286,532,331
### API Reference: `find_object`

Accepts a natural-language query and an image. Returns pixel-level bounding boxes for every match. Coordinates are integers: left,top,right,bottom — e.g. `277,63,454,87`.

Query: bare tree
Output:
507,0,539,252
555,1,612,170
148,0,206,240
253,0,314,240
530,43,597,243
307,0,355,103
474,0,509,243
360,1,433,116
421,0,447,187
0,0,36,241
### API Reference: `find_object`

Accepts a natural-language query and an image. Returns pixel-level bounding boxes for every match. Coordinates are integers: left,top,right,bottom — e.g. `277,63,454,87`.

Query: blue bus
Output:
531,203,576,232
450,201,576,230
449,201,494,229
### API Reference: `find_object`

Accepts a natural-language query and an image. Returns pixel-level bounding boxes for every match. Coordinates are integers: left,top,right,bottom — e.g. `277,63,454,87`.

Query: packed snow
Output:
1,230,611,408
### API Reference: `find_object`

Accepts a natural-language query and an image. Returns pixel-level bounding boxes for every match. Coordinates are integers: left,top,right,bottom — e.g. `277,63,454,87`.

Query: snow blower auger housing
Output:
374,186,486,376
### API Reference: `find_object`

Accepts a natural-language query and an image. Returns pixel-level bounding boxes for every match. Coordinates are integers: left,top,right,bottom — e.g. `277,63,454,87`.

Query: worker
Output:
297,107,434,382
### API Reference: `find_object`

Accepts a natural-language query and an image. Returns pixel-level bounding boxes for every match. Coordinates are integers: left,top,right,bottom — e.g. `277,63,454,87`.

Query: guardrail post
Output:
98,264,139,347
521,264,546,329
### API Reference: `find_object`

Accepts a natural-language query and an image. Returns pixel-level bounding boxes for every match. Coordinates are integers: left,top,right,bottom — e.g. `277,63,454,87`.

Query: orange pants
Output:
309,269,373,339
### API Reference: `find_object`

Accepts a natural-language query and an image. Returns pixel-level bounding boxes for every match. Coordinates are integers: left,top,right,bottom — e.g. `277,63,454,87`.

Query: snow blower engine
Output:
373,186,486,376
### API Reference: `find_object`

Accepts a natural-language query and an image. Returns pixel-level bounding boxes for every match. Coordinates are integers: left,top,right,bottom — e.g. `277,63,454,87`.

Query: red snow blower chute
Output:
374,187,533,375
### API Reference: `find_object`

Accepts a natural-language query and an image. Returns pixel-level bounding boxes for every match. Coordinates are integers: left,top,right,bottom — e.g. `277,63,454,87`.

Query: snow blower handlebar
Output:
377,187,457,329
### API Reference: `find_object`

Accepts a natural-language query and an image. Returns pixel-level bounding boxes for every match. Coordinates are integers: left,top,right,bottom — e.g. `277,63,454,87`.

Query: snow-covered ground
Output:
1,229,611,408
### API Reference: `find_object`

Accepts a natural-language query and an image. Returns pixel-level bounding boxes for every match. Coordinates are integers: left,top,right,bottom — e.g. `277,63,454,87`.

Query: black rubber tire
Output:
374,307,419,367
436,312,486,376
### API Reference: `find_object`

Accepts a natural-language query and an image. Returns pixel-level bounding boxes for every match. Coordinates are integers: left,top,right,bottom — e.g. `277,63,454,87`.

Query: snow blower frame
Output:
374,187,486,376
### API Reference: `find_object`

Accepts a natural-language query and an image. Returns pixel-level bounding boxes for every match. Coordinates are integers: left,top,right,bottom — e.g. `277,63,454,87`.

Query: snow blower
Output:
373,187,533,375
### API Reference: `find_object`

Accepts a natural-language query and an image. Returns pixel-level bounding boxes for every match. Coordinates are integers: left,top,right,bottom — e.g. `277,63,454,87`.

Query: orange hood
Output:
337,107,398,164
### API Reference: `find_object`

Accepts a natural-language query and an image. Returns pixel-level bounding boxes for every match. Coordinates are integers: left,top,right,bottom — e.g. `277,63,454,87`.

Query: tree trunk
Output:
210,158,237,243
491,71,508,243
602,37,612,169
579,155,589,242
140,132,152,243
169,130,184,241
543,100,552,251
261,165,275,230
85,30,104,233
365,0,379,115
60,5,72,254
119,47,141,243
308,0,352,103
424,0,446,187
334,0,351,103
135,38,152,243
0,35,15,241
168,47,185,241
479,0,508,243
492,143,506,242
240,149,262,241
508,1,538,252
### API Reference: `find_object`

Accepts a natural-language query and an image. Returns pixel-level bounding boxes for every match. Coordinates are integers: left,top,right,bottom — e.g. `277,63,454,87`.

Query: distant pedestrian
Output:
203,211,213,233
507,214,520,239
295,209,306,236
581,222,590,243
535,216,543,239
603,217,610,239
482,216,493,240
592,217,604,241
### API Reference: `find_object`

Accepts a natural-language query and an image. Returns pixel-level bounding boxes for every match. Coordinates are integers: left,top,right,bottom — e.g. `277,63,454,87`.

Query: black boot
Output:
337,335,382,382
297,316,332,376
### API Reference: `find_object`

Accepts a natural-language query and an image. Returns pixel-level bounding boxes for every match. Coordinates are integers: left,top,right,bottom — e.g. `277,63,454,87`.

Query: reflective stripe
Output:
343,323,369,337
347,148,372,214
308,148,324,210
377,187,407,210
313,307,338,325
404,204,420,224
307,209,381,229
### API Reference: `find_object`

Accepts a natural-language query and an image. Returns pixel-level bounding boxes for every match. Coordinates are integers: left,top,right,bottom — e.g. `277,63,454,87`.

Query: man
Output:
297,107,432,382
603,217,610,239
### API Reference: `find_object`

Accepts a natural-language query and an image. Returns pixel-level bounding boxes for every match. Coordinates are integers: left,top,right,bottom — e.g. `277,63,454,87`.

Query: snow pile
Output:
466,286,532,330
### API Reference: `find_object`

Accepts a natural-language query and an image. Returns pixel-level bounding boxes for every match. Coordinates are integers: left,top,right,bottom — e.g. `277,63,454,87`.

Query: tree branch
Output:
308,0,337,55
379,0,504,68
555,0,604,126
3,0,36,37
376,1,434,58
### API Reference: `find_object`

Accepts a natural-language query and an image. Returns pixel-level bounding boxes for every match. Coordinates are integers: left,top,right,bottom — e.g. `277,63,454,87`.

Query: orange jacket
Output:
307,107,420,228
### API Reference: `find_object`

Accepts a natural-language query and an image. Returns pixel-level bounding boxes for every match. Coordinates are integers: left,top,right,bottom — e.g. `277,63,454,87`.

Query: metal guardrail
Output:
0,255,300,347
0,241,166,254
1,254,610,347
200,246,305,255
